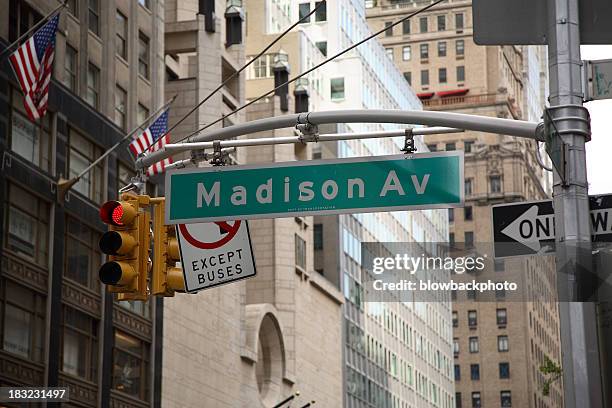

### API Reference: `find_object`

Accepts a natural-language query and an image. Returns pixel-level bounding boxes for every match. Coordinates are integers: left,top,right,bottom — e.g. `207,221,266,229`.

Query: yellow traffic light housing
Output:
99,193,151,301
151,199,184,296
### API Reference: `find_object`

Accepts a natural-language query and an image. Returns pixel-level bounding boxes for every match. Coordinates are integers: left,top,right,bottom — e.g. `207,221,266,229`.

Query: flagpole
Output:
57,94,178,202
0,1,67,60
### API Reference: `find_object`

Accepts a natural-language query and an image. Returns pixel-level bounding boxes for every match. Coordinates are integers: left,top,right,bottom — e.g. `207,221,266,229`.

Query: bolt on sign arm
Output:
136,109,541,169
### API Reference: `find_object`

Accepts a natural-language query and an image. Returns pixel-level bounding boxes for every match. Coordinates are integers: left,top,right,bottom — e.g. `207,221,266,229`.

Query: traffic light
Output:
151,199,184,296
99,193,151,301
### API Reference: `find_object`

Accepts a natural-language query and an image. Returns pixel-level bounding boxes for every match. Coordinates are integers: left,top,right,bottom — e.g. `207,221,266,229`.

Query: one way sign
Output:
492,194,612,258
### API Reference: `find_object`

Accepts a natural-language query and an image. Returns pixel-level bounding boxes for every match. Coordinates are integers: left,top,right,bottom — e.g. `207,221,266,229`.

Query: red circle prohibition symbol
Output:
179,220,242,249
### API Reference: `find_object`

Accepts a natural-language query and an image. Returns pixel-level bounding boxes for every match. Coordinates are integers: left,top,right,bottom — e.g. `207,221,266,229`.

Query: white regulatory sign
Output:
176,220,256,292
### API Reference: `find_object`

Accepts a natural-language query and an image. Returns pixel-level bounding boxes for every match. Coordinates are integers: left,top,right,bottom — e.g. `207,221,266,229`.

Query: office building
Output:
366,1,563,407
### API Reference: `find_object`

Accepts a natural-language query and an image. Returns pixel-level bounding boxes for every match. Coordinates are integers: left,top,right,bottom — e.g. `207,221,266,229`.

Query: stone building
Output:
366,1,563,408
0,0,165,406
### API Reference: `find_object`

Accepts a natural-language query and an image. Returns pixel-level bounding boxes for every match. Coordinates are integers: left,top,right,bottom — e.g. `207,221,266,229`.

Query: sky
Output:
580,45,612,195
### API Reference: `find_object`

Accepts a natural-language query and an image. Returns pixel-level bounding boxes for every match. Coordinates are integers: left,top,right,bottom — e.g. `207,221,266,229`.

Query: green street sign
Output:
165,152,464,224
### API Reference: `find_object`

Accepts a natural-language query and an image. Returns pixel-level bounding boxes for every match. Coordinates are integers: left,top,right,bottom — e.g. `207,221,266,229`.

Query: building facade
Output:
0,0,165,407
160,1,345,407
366,1,563,408
244,1,455,407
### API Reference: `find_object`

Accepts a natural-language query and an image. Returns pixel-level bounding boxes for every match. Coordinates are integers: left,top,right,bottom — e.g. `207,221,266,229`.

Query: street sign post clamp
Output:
210,141,226,166
296,122,319,144
401,128,417,155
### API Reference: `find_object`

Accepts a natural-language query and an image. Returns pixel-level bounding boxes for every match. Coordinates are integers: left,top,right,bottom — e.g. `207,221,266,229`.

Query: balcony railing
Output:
422,93,522,118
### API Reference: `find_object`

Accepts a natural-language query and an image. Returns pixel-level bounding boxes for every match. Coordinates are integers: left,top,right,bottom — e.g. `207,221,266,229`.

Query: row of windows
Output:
0,277,151,401
454,362,510,381
452,309,508,328
383,13,465,36
387,40,465,62
402,67,465,87
298,1,327,23
456,391,512,408
453,335,509,354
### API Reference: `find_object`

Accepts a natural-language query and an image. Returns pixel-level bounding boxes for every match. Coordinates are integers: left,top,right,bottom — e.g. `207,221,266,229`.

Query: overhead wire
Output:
173,0,445,146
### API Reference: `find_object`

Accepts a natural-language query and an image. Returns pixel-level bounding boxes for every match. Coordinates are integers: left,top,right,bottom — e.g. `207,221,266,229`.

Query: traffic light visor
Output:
99,231,137,255
100,201,136,226
99,261,136,285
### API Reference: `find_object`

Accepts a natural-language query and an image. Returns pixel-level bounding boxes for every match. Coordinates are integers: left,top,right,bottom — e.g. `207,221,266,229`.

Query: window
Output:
10,88,51,171
138,0,150,9
137,104,149,126
314,224,323,250
455,13,464,31
299,3,311,23
472,392,481,408
456,39,465,56
497,308,508,325
420,43,429,59
467,289,476,300
115,85,127,130
138,32,150,79
0,278,46,362
468,310,477,327
499,362,510,379
451,289,457,300
498,335,509,352
452,311,458,327
490,175,502,193
438,41,447,57
464,178,473,195
456,392,462,408
469,337,479,353
61,307,98,380
330,78,345,100
316,41,327,56
470,364,480,380
86,63,100,108
449,233,455,246
88,0,99,35
403,72,412,85
437,15,446,31
113,331,150,401
402,45,411,61
295,234,306,270
464,206,473,221
315,1,327,21
464,140,473,153
64,44,78,92
386,47,394,60
68,129,104,203
116,11,128,60
501,391,512,407
496,283,506,299
439,68,447,83
419,17,428,33
421,70,429,86
465,232,474,248
453,338,459,354
118,162,136,191
64,216,102,291
427,143,437,152
457,66,466,82
495,259,505,271
402,19,411,34
250,54,272,78
5,184,50,266
385,21,393,36
449,208,454,223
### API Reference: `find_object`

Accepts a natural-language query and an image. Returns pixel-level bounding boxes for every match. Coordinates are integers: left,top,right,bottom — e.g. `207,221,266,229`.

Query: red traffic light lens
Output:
112,205,124,225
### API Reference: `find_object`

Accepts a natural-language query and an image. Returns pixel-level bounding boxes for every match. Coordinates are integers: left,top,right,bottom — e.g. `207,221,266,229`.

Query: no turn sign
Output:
176,220,256,292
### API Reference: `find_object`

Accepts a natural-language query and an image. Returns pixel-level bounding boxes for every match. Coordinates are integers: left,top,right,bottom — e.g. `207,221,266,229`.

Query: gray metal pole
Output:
547,0,604,406
136,110,540,169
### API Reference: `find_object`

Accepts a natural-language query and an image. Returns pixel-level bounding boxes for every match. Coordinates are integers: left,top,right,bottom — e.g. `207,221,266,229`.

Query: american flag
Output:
129,109,169,157
9,14,59,122
146,134,173,176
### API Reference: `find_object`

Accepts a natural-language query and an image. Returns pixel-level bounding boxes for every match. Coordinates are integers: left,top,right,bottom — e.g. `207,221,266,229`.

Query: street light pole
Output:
547,0,604,405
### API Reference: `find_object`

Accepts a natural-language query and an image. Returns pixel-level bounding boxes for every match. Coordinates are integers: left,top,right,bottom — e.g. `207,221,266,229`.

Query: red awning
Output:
417,92,435,99
437,89,469,97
